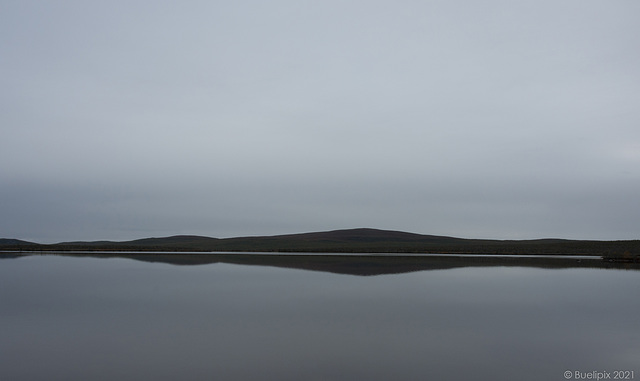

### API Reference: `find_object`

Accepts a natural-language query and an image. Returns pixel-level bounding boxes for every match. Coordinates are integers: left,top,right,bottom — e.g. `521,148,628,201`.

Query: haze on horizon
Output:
2,1,639,244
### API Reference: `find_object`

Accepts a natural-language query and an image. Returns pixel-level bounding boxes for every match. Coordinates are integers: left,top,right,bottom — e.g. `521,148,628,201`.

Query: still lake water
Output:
1,254,638,381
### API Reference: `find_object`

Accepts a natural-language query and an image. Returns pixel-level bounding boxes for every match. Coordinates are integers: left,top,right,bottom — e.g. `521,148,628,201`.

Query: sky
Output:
2,1,639,243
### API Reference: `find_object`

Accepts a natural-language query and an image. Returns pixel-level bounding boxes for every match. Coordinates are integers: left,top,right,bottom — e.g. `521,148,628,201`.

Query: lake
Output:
1,253,638,381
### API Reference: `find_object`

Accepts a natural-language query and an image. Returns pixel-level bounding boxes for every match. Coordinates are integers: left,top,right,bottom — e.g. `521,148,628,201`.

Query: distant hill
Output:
56,235,221,251
0,238,35,245
1,228,639,257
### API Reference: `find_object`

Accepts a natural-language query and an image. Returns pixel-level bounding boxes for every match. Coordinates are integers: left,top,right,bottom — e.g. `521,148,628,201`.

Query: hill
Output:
0,238,36,246
1,228,639,257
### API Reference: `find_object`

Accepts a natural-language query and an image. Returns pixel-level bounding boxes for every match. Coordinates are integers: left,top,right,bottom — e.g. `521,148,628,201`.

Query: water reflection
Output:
1,254,638,381
3,252,639,275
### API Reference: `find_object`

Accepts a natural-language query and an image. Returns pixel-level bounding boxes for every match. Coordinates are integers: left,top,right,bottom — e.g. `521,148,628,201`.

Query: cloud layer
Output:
2,1,639,242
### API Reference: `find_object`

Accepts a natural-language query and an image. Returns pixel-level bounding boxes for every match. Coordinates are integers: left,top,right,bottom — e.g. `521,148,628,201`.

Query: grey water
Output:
1,254,638,381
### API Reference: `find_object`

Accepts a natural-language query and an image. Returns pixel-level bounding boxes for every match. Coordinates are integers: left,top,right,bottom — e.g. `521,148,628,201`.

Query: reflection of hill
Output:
0,253,29,259
6,253,639,276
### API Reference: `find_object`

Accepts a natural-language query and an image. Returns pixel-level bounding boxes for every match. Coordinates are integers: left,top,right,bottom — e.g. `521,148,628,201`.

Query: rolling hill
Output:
1,228,639,257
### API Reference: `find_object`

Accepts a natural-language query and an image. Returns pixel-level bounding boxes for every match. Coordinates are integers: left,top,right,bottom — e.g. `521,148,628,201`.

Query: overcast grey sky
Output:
2,1,639,243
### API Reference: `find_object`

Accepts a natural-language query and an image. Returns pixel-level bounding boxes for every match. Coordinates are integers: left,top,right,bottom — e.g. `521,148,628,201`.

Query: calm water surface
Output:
1,254,638,381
